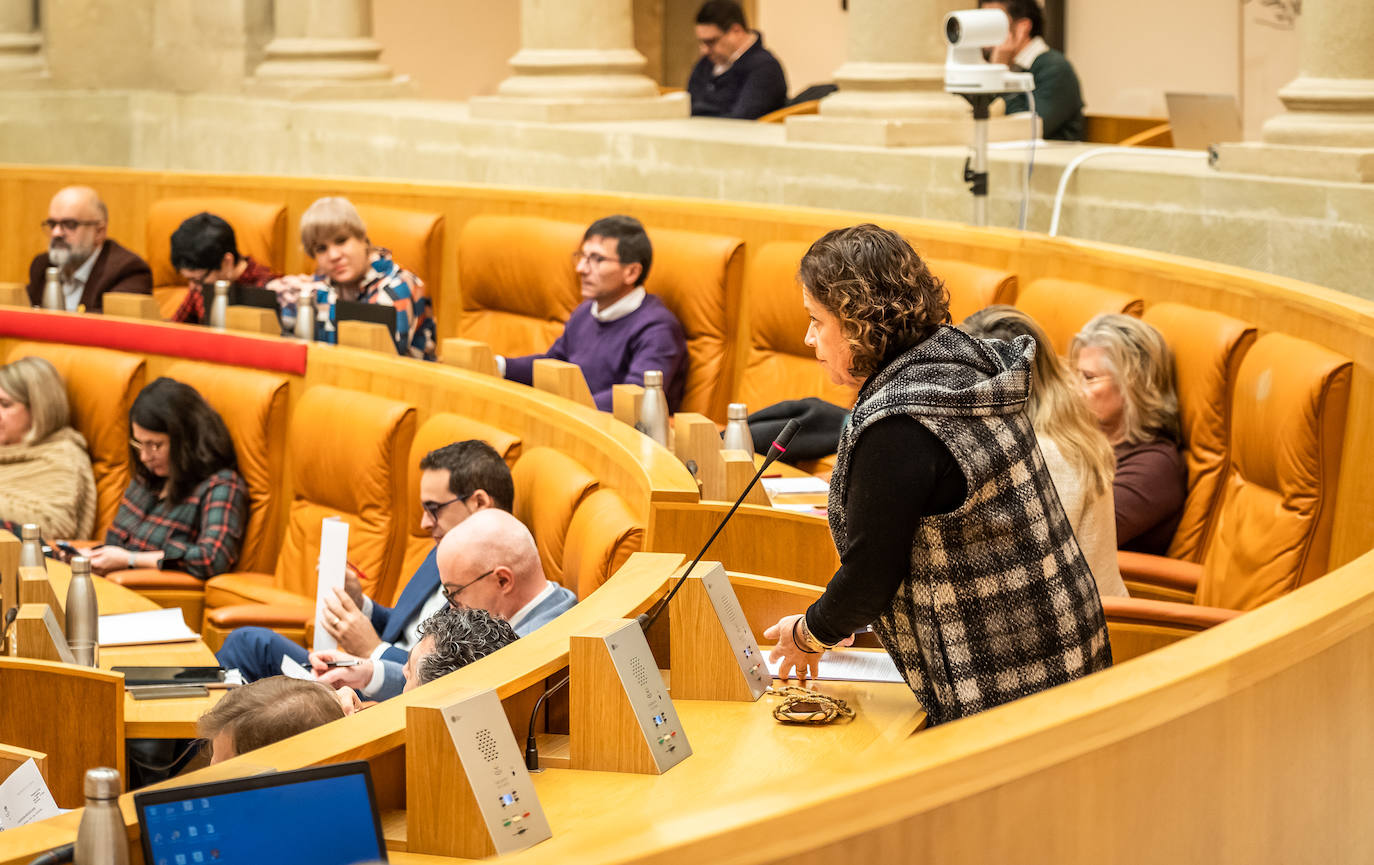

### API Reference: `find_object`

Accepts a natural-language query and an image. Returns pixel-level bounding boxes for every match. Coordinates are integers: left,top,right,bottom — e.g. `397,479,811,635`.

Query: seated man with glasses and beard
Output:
311,508,576,701
26,185,152,312
496,214,688,413
216,440,515,698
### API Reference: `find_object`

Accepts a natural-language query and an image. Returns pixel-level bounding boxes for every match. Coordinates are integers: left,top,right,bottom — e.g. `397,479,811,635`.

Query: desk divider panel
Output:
531,358,596,409
667,563,771,702
18,566,63,634
0,532,17,653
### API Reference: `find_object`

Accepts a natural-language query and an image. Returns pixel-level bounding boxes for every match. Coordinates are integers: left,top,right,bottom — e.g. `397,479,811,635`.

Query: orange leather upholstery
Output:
457,216,582,355
1141,303,1257,562
1016,278,1145,354
1100,595,1241,662
739,242,859,413
635,226,744,421
563,489,645,600
5,342,145,535
354,203,444,315
930,257,1018,324
145,197,288,319
1195,333,1352,611
512,447,598,589
395,412,523,600
202,386,416,639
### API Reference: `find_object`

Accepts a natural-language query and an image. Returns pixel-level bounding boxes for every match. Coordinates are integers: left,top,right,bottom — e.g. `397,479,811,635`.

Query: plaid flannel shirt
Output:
827,326,1110,726
104,468,249,579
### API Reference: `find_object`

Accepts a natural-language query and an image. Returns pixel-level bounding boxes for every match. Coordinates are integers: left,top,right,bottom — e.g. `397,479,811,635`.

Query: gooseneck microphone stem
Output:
524,675,571,772
638,419,801,634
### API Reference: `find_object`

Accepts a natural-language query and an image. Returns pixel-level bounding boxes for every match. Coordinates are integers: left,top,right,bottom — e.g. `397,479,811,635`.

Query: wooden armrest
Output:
205,603,315,630
105,568,206,591
1118,551,1203,593
1100,595,1241,631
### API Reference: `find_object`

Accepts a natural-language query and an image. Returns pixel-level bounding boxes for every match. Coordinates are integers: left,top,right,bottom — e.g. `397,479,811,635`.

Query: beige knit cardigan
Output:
0,427,98,540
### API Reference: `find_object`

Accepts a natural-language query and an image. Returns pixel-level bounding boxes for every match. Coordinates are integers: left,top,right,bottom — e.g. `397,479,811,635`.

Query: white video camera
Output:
943,9,1034,95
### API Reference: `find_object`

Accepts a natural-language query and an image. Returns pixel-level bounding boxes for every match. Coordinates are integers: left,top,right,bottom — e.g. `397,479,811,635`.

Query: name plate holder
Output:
569,618,691,775
19,566,64,632
15,604,74,664
406,689,552,858
667,562,771,702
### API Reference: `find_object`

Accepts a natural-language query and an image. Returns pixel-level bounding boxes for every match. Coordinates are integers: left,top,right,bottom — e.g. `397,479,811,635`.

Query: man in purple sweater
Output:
499,215,688,412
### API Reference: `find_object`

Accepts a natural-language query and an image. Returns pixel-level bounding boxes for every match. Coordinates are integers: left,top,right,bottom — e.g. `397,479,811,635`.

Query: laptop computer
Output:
334,298,398,331
134,761,388,865
1165,92,1243,150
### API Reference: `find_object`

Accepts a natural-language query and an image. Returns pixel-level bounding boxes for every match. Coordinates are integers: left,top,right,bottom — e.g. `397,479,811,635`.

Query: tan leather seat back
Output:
458,216,581,354
397,412,523,595
164,361,290,573
645,226,744,422
512,447,598,588
930,257,1018,324
564,489,644,599
276,386,415,604
354,203,444,315
739,241,859,412
1197,333,1352,611
146,197,288,318
1016,278,1145,354
1141,303,1257,562
6,342,145,536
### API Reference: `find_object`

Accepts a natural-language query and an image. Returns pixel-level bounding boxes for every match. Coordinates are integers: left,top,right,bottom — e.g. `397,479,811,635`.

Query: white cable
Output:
1048,146,1205,237
1019,91,1037,231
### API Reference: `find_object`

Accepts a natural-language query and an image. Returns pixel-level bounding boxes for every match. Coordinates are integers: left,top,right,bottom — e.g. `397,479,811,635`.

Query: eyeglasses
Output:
571,251,621,268
421,491,474,522
441,568,496,607
129,437,168,454
41,218,102,233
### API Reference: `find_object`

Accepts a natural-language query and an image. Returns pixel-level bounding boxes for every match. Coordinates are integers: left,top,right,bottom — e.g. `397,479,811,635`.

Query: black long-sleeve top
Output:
805,414,968,646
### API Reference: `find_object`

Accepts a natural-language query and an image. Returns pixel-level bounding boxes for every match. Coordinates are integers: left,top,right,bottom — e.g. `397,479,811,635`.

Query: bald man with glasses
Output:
26,185,151,312
313,509,577,698
216,440,514,696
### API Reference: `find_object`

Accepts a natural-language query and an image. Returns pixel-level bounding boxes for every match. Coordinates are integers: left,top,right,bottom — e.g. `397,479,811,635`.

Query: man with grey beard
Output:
26,185,151,312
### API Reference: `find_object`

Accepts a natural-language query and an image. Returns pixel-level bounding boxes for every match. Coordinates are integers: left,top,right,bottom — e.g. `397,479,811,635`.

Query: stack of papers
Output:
97,608,197,647
0,759,62,830
764,648,903,683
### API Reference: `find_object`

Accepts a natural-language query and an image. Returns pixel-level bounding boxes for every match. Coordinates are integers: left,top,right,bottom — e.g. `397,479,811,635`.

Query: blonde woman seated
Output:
273,196,435,360
0,356,97,540
961,307,1126,597
1070,314,1186,556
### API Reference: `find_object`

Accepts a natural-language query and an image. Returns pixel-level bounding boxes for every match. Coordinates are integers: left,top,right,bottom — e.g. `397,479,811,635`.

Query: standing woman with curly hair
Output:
80,378,248,578
764,225,1110,726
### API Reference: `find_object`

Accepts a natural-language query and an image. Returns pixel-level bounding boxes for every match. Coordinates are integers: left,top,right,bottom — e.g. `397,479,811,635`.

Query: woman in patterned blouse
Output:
271,196,436,360
80,378,249,579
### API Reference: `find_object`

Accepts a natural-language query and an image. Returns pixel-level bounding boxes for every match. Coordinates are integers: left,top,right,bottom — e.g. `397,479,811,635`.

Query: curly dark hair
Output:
129,377,239,502
415,607,519,686
798,224,950,380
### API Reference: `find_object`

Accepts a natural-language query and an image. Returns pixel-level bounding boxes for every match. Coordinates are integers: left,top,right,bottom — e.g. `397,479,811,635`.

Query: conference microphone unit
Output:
637,418,800,634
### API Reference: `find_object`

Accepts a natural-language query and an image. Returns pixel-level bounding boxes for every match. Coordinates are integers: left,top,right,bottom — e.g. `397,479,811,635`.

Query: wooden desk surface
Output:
388,678,924,862
44,564,220,738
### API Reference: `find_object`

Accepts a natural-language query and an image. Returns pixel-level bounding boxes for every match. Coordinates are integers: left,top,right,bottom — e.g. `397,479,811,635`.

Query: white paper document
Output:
312,517,350,654
0,759,62,831
761,477,829,496
97,607,197,647
279,654,315,681
765,648,904,683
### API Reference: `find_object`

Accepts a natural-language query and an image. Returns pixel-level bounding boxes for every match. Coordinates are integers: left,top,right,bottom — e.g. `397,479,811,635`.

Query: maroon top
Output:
1113,438,1187,555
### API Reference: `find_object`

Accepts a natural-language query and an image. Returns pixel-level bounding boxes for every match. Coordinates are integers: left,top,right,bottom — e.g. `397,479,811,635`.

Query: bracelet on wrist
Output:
128,552,137,569
791,616,821,654
798,615,839,652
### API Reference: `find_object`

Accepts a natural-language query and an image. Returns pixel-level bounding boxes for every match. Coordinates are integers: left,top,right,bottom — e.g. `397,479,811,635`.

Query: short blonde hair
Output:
1070,313,1181,447
0,356,71,445
299,196,367,255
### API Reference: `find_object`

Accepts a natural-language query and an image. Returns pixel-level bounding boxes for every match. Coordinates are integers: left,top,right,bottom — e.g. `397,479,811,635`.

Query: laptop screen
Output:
135,761,387,865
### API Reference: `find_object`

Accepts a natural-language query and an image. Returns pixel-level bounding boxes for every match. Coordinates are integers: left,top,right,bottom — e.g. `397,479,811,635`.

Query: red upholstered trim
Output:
0,309,306,376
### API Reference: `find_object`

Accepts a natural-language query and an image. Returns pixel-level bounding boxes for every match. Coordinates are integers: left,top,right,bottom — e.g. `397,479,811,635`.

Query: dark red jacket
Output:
27,238,153,312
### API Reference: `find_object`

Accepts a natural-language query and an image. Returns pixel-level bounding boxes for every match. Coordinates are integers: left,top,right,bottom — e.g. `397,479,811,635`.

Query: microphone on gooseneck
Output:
637,419,801,634
524,675,571,772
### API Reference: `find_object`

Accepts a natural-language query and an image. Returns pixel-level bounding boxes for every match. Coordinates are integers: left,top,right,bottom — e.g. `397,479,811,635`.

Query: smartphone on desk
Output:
129,684,211,700
112,666,225,686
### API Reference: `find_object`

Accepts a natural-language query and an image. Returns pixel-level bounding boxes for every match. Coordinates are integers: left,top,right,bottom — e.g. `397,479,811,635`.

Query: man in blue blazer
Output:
313,508,578,699
216,440,515,694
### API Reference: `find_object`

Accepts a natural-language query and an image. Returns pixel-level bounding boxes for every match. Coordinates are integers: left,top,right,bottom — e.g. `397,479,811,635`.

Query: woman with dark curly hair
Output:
764,224,1110,726
79,377,248,578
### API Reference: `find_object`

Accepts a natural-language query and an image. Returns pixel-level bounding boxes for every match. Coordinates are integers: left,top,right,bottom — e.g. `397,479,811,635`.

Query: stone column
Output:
788,0,1026,147
470,0,686,122
0,0,46,83
250,0,409,99
1218,0,1374,182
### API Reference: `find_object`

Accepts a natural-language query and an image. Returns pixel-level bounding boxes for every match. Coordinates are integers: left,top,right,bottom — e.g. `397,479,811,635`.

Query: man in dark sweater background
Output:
687,0,787,120
979,0,1085,141
499,215,688,413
